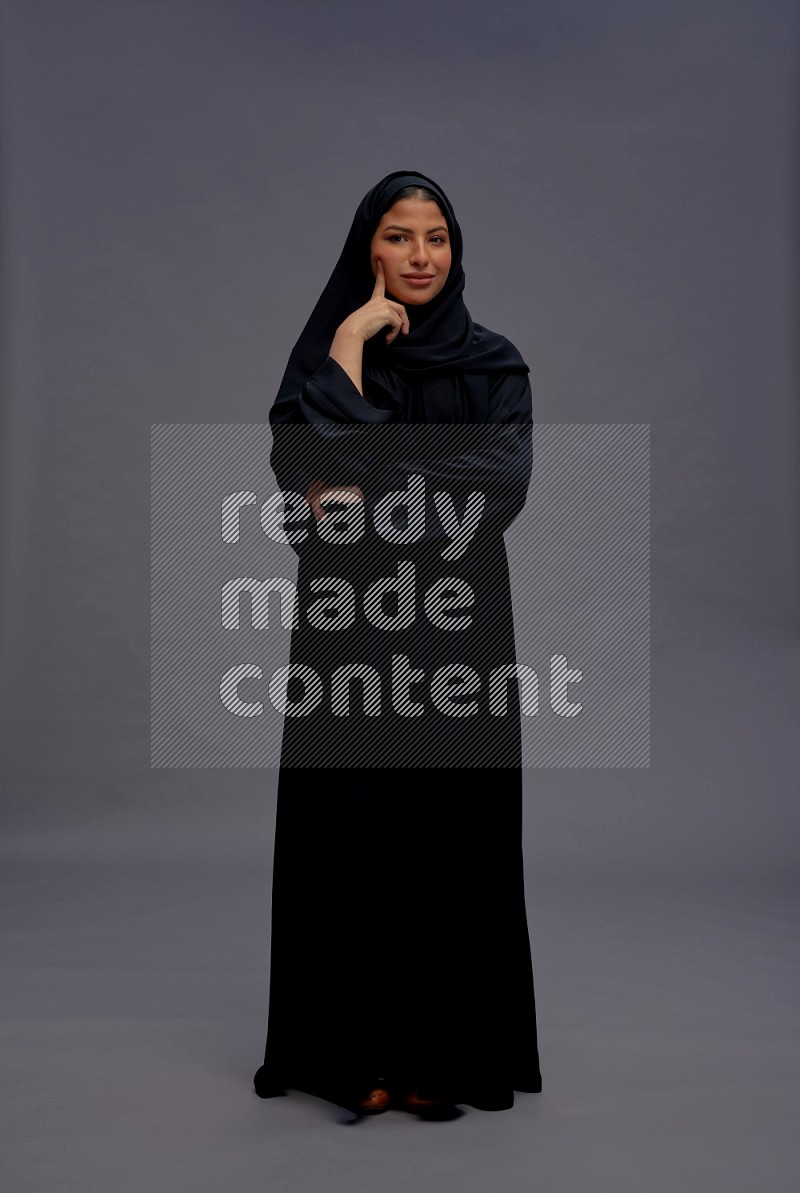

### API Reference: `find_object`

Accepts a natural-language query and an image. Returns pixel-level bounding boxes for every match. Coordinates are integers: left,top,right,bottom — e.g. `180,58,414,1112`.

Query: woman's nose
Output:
409,240,429,265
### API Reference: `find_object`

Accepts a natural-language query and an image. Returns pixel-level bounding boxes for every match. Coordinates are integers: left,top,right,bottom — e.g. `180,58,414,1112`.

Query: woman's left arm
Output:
359,371,534,544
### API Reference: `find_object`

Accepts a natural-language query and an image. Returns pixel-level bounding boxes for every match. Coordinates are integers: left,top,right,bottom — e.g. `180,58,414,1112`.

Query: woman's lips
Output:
402,275,434,286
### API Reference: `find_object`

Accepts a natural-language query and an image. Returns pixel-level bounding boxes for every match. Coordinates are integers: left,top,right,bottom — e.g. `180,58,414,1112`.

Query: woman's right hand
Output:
335,258,410,345
304,477,364,523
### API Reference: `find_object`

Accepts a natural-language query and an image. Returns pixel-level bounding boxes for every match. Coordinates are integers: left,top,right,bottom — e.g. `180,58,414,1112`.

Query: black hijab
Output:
271,171,529,427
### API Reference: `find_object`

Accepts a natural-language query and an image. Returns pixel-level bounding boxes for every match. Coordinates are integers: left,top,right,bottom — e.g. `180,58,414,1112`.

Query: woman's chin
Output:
396,290,436,306
385,281,441,306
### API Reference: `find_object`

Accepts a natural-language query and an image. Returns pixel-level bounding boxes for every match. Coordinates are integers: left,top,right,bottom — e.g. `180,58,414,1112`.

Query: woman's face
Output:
369,196,452,305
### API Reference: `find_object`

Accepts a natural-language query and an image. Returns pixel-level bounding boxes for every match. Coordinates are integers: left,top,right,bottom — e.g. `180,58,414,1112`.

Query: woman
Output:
253,171,542,1121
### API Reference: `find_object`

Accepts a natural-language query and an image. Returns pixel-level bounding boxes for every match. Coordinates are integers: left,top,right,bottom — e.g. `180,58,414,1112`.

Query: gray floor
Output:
2,630,798,1191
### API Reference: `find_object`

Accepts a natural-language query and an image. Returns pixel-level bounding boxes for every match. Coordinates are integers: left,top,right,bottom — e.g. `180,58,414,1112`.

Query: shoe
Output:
401,1090,464,1121
350,1086,392,1116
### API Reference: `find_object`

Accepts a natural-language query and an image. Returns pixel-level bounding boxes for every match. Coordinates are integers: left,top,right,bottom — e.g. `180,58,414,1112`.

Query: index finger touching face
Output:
372,255,385,296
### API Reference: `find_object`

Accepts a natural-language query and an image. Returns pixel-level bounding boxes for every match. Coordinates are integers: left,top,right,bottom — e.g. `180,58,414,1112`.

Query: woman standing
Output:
253,171,542,1121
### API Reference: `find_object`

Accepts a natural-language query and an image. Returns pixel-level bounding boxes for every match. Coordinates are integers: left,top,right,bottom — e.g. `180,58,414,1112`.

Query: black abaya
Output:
256,767,541,1111
253,354,543,1112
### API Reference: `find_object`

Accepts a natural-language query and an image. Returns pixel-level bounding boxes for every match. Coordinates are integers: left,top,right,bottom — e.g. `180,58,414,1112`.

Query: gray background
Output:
1,0,797,1189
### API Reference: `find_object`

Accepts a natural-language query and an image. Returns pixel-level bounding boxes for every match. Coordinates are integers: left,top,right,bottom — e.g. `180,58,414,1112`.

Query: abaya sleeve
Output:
272,353,533,548
268,356,402,523
360,370,533,546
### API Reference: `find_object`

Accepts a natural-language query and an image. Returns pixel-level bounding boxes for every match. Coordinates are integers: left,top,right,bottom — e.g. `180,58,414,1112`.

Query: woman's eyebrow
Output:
383,224,448,234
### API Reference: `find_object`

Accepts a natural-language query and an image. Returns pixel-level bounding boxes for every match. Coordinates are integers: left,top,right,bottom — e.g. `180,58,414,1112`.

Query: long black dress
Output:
253,353,543,1112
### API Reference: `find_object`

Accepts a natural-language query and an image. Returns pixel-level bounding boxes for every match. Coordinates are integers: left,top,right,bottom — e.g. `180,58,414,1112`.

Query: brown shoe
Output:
402,1090,463,1121
354,1086,391,1114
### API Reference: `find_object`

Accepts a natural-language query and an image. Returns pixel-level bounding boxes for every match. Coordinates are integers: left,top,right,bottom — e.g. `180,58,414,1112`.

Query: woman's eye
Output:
386,234,447,244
